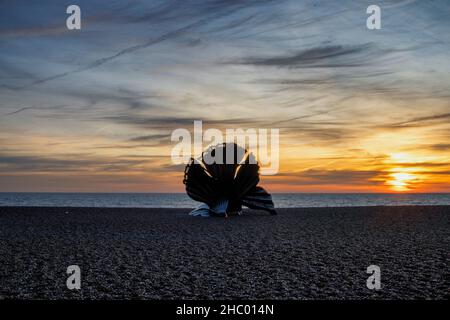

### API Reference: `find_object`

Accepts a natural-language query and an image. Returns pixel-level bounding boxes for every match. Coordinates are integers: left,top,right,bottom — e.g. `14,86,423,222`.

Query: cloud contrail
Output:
9,6,243,91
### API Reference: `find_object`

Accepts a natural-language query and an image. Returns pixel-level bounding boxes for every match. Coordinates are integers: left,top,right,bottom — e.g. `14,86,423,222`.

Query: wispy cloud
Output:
100,114,259,130
271,169,386,186
3,0,277,90
0,153,148,173
234,44,380,68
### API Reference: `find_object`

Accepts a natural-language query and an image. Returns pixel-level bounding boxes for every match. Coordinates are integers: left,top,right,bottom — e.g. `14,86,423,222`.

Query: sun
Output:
385,153,424,192
387,172,417,192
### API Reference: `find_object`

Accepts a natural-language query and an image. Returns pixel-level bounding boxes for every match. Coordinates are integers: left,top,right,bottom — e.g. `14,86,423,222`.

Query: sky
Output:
0,0,449,193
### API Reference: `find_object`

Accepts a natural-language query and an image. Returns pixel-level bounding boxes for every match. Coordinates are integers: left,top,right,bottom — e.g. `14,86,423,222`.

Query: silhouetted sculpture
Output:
183,143,276,217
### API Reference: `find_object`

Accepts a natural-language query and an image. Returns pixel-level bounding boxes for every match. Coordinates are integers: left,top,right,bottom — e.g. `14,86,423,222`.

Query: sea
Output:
0,193,449,208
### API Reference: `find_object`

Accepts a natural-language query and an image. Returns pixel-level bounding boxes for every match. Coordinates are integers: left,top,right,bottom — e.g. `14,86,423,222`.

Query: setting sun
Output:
388,172,417,192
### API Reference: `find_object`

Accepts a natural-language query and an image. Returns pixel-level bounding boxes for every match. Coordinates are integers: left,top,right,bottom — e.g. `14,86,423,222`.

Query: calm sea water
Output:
0,193,449,208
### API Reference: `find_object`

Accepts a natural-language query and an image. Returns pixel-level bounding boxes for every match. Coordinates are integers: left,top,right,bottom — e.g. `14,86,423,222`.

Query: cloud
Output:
0,104,94,118
100,114,259,130
0,153,147,173
273,169,386,186
232,43,389,68
375,112,450,129
385,162,450,168
4,0,276,90
426,144,450,151
3,10,211,89
128,134,170,142
394,113,450,126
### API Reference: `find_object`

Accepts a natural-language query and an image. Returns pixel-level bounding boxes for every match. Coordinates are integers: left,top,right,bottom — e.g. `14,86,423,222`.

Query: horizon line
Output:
0,192,449,194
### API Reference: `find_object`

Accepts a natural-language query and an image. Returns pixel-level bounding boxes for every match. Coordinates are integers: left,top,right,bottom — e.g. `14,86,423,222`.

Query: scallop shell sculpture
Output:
183,143,276,217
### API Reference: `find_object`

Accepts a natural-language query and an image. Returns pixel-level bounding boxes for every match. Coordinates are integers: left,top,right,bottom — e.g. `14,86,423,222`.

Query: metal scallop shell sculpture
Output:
183,143,276,217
